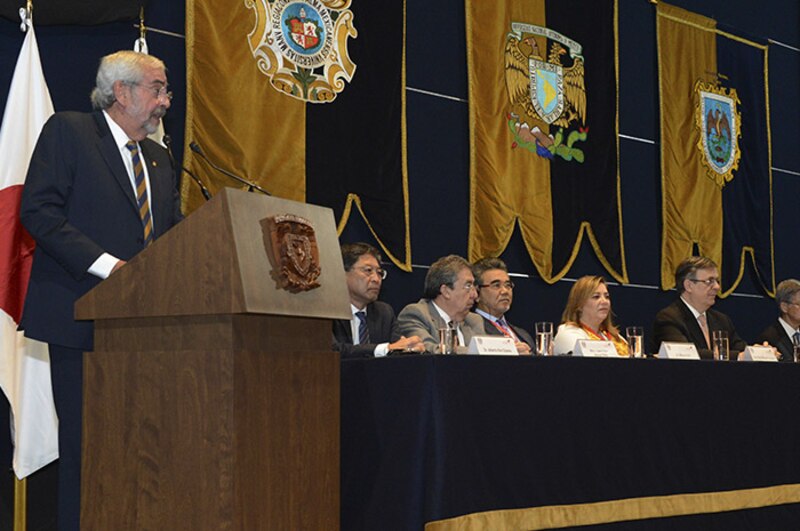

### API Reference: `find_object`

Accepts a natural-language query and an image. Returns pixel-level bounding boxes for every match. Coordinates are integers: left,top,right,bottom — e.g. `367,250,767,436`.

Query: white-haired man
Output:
20,50,182,531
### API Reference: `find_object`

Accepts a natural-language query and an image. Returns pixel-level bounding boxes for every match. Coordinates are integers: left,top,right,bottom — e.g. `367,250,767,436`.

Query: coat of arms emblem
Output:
247,0,356,102
503,22,587,162
694,79,742,187
262,214,322,292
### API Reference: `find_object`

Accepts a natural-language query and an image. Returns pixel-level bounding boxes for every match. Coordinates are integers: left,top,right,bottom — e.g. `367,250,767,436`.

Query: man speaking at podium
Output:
19,50,182,531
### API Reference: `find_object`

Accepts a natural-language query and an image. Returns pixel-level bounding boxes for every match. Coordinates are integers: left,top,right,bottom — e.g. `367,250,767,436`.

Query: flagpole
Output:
13,5,33,528
14,477,26,531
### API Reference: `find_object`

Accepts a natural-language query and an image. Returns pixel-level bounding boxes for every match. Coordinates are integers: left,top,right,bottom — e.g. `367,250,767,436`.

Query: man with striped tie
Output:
333,242,423,358
19,50,182,531
472,257,533,354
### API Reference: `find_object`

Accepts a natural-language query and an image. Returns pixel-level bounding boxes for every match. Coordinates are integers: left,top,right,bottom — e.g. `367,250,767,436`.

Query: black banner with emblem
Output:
305,0,410,271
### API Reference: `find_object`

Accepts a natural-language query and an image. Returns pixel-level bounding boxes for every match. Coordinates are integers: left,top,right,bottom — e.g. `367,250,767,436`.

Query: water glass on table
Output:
438,326,457,355
712,330,729,361
625,326,644,358
535,321,553,356
792,333,800,363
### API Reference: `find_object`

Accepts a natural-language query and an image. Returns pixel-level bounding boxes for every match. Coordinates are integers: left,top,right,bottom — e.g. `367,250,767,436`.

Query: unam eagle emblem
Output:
503,26,588,162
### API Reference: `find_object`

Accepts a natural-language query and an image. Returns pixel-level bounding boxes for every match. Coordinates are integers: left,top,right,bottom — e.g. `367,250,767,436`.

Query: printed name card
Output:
468,336,519,355
573,340,618,358
657,342,701,360
741,345,778,362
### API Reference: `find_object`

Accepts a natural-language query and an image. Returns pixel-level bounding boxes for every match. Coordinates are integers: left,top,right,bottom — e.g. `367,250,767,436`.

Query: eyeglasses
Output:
688,277,720,287
449,281,476,291
354,265,387,280
478,280,515,290
131,82,173,101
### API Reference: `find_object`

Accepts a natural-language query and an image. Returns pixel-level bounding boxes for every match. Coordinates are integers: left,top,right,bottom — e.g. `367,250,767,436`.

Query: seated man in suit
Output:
757,278,800,362
653,256,746,359
472,257,532,354
397,255,484,353
333,243,423,358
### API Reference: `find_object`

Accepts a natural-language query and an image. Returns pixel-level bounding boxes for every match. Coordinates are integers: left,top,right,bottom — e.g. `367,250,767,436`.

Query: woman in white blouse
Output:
552,275,628,356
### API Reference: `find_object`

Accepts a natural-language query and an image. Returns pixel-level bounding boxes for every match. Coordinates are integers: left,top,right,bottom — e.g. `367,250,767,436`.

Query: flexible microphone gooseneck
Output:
189,142,271,196
163,134,212,201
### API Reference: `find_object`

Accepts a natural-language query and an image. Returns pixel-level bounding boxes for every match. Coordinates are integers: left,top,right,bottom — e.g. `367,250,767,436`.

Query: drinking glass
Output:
712,330,729,361
438,326,457,355
625,326,644,358
792,334,800,363
535,322,553,356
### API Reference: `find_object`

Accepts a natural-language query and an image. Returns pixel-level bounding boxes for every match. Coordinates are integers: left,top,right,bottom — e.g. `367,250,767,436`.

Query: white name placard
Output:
741,345,778,362
657,342,701,360
573,340,618,358
467,336,519,355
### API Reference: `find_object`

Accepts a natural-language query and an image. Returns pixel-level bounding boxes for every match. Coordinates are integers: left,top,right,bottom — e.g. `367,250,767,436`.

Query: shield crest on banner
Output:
695,80,742,187
529,58,564,125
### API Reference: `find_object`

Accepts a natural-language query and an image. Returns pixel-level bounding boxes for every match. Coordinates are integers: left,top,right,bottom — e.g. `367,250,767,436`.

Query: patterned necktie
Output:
697,313,710,348
793,331,800,347
125,141,154,246
497,317,517,340
356,311,369,345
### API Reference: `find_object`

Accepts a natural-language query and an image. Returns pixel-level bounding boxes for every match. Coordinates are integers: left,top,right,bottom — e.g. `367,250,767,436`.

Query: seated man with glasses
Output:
472,257,533,354
757,278,800,362
333,243,424,358
653,256,747,359
397,255,485,353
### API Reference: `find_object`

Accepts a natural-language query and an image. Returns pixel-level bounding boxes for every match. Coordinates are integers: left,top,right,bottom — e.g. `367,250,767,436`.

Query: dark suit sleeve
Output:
757,322,794,362
512,324,534,346
20,115,106,279
333,319,374,358
333,302,398,359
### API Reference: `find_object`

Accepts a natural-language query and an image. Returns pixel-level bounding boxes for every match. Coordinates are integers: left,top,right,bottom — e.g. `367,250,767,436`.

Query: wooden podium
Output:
75,188,351,530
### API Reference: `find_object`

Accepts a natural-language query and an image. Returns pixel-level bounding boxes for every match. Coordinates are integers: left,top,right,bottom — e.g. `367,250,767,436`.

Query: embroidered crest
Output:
262,214,322,292
504,22,588,162
247,0,357,103
694,79,741,188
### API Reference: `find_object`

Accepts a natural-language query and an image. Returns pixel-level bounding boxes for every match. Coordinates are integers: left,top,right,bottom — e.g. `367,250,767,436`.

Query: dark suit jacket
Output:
480,316,534,346
757,320,795,362
20,111,182,350
653,299,747,360
333,301,399,359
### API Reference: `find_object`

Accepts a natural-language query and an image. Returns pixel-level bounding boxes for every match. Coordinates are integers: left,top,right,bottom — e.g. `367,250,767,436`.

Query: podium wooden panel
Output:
76,189,350,530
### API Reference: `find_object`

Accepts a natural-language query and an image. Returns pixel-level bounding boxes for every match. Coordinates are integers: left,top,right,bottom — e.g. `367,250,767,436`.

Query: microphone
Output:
189,142,271,196
182,166,212,201
163,134,212,201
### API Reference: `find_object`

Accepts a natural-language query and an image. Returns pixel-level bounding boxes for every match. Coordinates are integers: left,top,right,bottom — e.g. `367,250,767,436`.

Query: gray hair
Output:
423,255,471,299
90,50,166,110
776,279,800,313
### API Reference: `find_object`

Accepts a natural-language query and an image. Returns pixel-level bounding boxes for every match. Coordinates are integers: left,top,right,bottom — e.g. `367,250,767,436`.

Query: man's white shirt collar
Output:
475,308,501,323
680,296,704,320
778,316,799,338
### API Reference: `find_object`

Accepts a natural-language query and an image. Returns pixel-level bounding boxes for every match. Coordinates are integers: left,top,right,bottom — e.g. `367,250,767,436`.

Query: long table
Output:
341,355,800,530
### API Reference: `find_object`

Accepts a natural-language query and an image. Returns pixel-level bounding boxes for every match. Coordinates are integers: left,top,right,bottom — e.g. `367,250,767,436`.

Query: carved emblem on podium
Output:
262,214,322,292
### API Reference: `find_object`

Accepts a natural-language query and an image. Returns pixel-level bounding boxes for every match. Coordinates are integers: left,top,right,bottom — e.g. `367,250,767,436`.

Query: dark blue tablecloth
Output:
341,355,800,530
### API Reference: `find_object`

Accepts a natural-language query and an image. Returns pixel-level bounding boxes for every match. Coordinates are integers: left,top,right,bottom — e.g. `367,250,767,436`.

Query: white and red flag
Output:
0,13,59,479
